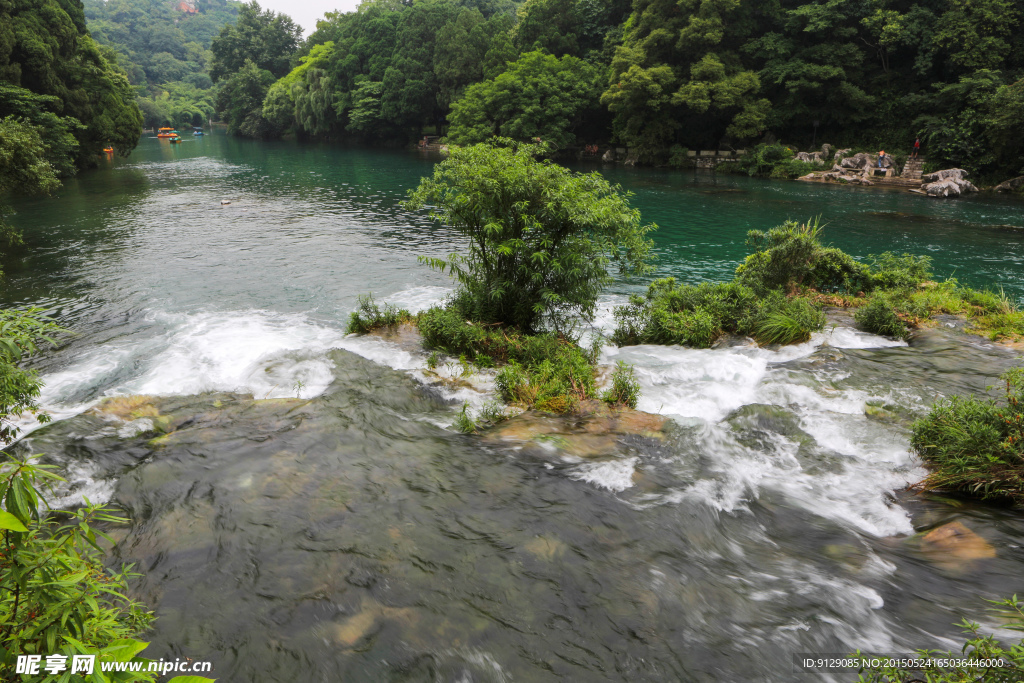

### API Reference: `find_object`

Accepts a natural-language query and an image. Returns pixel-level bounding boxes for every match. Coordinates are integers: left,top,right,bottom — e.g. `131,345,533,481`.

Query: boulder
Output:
922,169,978,197
793,151,824,164
820,143,832,159
601,149,615,162
923,168,968,183
840,152,872,170
833,148,852,161
994,176,1024,193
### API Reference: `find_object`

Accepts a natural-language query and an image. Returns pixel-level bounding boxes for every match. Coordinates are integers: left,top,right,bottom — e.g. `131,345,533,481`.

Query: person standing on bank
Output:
911,137,921,159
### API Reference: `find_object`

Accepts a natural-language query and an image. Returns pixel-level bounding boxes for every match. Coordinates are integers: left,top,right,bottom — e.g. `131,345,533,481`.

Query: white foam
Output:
127,311,346,399
570,457,638,492
603,344,769,422
602,323,921,535
382,286,451,312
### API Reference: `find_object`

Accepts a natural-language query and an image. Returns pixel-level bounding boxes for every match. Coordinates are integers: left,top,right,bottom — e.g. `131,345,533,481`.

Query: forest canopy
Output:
84,0,243,129
0,0,143,172
198,0,1024,180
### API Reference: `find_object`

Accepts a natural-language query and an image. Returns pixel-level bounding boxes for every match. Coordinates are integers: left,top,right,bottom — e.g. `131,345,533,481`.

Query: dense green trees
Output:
210,1,302,82
84,0,239,129
209,1,302,135
448,51,603,147
0,0,142,175
142,0,1024,178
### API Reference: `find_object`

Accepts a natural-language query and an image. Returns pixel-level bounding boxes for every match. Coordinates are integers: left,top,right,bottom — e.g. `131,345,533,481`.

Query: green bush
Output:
769,159,822,179
735,220,871,295
854,295,909,340
667,144,691,168
868,252,933,290
737,142,795,177
451,402,477,433
346,294,413,334
601,361,640,408
909,367,1024,503
857,596,1024,682
420,305,598,413
612,279,824,348
741,290,826,344
405,139,655,332
0,459,161,681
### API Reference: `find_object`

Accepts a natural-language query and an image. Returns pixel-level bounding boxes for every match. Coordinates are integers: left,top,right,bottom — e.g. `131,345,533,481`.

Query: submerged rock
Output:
919,521,996,570
485,399,668,459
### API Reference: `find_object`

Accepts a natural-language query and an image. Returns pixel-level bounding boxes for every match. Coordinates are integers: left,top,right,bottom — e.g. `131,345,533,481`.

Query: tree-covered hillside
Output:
84,0,242,128
211,0,1024,182
0,0,142,171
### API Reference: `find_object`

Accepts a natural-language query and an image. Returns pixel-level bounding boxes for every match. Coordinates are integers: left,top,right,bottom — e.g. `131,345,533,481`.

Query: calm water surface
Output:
4,133,1024,682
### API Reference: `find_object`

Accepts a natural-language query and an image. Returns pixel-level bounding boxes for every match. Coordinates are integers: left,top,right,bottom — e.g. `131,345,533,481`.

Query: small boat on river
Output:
193,127,204,136
157,127,178,138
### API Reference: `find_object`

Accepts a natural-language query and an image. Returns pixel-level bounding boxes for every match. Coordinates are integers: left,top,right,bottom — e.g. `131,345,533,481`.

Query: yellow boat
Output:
103,146,114,153
157,127,179,138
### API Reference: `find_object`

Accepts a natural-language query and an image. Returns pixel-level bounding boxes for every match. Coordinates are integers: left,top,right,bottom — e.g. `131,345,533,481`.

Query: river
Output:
3,132,1024,682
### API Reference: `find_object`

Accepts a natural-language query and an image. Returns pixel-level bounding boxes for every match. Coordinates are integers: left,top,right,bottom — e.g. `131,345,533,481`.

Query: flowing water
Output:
4,133,1024,682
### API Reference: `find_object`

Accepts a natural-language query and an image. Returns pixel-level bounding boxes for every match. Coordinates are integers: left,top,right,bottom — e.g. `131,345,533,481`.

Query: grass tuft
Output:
347,294,413,334
910,367,1024,504
601,361,641,408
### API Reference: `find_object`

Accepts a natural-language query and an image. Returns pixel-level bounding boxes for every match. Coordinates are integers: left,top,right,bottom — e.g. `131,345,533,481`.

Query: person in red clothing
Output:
911,137,921,159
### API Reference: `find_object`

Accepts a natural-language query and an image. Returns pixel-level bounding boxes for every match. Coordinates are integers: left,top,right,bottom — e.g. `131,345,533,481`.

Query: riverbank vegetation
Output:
197,0,1024,182
613,220,1024,348
349,140,650,418
0,1,142,170
910,367,1024,505
0,309,213,681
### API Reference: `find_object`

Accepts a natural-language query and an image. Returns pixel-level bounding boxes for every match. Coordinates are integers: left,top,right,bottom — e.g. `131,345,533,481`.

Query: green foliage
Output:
0,117,61,258
137,83,217,129
407,139,655,332
0,86,81,178
850,277,1021,341
210,1,301,83
215,59,278,137
601,361,640,408
447,51,603,149
735,219,872,295
613,277,825,348
206,2,301,138
85,0,239,90
857,596,1024,683
0,308,63,443
418,305,599,414
854,295,909,340
346,295,413,334
867,252,933,290
0,459,158,681
910,367,1024,504
451,402,477,433
0,0,143,168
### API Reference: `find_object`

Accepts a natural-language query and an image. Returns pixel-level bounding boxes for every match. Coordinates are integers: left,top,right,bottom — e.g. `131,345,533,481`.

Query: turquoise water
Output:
3,133,1024,682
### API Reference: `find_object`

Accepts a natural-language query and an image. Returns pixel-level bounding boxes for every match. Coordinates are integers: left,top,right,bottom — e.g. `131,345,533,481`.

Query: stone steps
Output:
902,157,925,180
